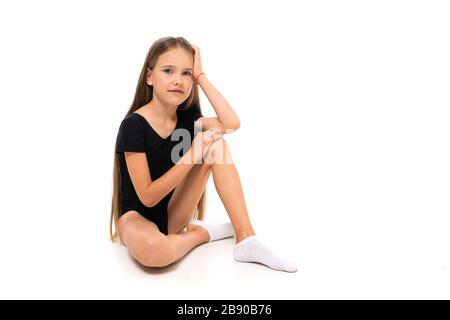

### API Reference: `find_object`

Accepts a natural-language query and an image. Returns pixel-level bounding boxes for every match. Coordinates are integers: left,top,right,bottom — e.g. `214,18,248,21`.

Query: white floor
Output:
1,141,449,299
107,237,301,300
1,200,449,299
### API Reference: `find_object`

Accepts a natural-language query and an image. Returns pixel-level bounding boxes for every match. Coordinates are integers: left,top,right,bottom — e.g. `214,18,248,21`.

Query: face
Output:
147,47,194,106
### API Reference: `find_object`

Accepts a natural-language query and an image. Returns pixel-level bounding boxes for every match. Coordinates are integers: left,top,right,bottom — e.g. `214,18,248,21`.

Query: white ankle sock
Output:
233,235,298,273
190,220,235,242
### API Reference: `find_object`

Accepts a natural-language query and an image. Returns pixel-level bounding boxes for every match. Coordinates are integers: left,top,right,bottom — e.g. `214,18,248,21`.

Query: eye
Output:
163,69,191,76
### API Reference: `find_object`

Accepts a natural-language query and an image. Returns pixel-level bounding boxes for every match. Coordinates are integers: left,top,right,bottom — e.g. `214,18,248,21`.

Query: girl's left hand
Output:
191,45,203,80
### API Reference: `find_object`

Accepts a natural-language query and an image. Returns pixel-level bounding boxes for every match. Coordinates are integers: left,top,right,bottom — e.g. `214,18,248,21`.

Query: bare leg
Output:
119,211,210,267
206,138,256,243
205,143,298,272
166,224,210,262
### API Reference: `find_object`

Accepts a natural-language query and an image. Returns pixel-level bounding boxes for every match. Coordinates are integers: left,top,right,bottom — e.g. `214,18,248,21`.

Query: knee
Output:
198,162,213,171
204,137,233,165
134,237,175,268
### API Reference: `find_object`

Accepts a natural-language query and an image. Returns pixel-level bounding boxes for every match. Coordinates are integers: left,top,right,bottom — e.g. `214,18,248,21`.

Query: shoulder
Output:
117,113,148,137
178,107,202,122
119,113,146,129
116,113,148,152
123,112,144,124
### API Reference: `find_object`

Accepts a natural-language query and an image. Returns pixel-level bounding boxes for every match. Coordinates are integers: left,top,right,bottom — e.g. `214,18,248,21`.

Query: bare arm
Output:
196,75,240,130
125,130,220,207
190,46,239,133
125,149,195,207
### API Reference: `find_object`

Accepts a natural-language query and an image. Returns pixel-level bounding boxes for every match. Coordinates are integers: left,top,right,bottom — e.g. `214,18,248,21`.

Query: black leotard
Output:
115,107,202,235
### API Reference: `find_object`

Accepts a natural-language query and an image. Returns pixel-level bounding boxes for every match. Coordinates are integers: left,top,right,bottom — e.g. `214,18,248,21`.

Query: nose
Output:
175,73,183,85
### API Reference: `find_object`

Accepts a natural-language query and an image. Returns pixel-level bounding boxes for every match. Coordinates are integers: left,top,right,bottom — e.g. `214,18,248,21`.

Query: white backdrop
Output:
0,0,449,299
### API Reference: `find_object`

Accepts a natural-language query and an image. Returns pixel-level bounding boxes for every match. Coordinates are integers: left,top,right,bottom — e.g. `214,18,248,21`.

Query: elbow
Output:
141,193,156,208
226,121,240,133
142,199,155,208
140,183,159,207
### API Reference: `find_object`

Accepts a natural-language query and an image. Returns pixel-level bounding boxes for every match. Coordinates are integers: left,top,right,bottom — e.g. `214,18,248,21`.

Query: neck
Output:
145,98,178,122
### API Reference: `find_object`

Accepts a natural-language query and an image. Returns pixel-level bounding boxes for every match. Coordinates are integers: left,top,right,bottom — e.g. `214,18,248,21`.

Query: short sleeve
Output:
187,109,203,137
115,117,146,152
180,107,203,123
192,110,202,121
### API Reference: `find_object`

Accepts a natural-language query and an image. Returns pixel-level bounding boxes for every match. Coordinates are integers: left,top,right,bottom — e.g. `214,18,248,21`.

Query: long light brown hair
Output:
110,36,205,242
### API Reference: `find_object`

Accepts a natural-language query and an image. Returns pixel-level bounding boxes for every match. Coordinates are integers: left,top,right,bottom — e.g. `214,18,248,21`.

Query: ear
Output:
146,67,153,86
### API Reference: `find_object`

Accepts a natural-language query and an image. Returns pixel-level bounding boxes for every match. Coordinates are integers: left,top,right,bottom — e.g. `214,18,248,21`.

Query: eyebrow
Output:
161,64,193,71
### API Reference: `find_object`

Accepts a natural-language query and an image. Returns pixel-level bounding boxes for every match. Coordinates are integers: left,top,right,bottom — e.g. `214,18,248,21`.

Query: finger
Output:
204,133,220,144
207,131,222,142
206,128,222,135
210,134,220,142
204,130,217,137
208,134,222,143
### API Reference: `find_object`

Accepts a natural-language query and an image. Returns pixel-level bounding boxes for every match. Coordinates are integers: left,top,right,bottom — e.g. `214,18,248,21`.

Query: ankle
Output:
235,231,256,243
187,223,210,242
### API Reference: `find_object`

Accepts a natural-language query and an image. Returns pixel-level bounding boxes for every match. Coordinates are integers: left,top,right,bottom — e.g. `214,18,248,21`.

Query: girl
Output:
110,36,297,272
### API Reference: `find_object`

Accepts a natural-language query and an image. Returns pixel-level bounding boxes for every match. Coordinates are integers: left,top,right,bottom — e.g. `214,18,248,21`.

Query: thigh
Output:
167,163,212,232
118,210,171,263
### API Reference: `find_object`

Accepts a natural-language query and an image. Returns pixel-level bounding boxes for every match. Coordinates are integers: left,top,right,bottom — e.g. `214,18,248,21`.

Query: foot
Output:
189,220,235,242
233,235,298,273
186,223,210,243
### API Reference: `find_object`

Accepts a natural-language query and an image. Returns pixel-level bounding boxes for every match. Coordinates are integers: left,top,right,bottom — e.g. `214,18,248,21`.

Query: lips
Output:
168,89,184,93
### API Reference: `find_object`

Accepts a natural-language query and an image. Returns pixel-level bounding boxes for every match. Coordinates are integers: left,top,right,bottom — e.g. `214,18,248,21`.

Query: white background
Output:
0,0,449,299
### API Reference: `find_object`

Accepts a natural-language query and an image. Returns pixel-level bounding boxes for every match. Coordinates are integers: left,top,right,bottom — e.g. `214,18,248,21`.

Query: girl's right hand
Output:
191,44,203,81
191,129,223,163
